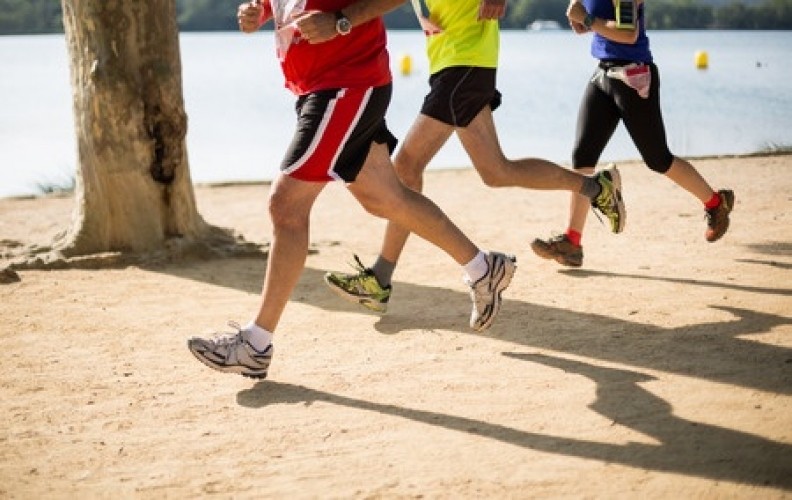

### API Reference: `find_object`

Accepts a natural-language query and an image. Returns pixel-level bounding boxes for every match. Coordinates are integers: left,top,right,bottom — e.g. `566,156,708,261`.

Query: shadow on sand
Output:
159,254,792,488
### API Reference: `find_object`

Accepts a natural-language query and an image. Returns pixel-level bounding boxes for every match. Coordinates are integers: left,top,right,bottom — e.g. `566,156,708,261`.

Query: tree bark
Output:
0,0,266,278
58,0,208,256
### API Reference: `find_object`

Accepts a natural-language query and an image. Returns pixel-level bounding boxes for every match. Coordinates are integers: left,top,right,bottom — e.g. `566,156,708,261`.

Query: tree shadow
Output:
556,268,792,297
161,259,792,396
236,371,792,489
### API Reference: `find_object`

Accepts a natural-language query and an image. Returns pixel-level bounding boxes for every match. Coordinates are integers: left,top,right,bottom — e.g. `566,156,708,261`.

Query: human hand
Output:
238,1,263,33
569,19,589,33
566,0,588,25
478,0,507,20
294,10,338,44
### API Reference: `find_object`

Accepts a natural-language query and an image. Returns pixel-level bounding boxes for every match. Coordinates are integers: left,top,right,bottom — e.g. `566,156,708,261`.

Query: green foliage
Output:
0,0,61,34
2,0,792,35
176,0,239,31
646,0,714,29
503,0,568,29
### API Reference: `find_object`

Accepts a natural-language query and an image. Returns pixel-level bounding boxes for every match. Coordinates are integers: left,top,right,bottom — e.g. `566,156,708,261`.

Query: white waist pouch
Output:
606,63,651,99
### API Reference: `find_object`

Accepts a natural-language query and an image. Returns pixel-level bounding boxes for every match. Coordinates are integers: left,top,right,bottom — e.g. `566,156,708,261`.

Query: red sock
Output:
704,192,721,209
565,229,582,247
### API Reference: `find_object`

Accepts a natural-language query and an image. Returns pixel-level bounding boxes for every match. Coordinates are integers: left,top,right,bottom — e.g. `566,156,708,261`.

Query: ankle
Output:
565,229,582,247
704,191,721,210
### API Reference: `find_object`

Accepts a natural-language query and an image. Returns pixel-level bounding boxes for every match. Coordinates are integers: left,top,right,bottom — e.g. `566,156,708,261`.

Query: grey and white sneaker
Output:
188,323,272,379
466,252,517,332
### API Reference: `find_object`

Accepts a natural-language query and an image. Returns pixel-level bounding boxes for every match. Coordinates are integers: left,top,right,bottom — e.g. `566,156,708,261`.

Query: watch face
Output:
336,17,352,35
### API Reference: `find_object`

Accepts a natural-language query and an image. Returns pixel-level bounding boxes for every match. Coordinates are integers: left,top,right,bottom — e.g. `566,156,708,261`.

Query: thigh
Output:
456,105,507,167
396,113,454,173
347,142,404,205
572,75,621,168
618,64,674,172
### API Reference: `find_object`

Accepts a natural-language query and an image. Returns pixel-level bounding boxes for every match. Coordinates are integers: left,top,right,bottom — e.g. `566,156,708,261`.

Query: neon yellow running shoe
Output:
592,164,626,233
324,255,391,313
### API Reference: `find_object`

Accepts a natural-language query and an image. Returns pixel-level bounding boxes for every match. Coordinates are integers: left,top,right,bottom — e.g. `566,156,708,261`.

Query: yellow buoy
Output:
400,54,412,76
694,50,709,70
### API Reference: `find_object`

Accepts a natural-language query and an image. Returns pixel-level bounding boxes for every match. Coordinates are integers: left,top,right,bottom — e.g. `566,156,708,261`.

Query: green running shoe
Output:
592,164,626,233
324,255,391,313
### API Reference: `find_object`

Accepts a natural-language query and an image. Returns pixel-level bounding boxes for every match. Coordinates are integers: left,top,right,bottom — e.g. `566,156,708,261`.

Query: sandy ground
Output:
1,154,791,498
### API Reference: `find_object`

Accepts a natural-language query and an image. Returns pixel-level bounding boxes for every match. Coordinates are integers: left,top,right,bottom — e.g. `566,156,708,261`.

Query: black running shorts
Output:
421,66,502,127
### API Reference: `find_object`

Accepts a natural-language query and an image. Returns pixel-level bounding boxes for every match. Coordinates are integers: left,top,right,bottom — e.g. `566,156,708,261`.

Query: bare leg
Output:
458,107,587,192
567,166,595,234
664,157,715,204
253,174,325,332
378,114,454,264
349,142,479,266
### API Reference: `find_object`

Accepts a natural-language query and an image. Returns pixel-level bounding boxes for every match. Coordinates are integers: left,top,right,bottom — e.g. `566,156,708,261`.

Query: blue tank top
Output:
584,0,652,63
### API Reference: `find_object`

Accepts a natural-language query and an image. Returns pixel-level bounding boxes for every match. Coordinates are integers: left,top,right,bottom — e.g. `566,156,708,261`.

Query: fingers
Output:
569,20,588,33
478,0,507,20
238,1,262,33
566,1,586,23
294,11,337,44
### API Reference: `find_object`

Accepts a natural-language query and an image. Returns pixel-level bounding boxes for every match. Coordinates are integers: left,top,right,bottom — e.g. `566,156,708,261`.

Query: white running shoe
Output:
188,323,272,379
466,252,517,332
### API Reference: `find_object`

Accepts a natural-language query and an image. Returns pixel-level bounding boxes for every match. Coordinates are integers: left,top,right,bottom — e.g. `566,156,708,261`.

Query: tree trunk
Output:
0,0,264,281
55,0,238,257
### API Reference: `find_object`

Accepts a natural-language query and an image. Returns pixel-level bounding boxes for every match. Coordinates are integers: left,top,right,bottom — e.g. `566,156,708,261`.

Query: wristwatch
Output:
583,12,595,28
335,11,352,36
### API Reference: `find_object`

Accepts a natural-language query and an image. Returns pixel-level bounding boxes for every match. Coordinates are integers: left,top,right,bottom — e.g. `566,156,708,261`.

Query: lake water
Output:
1,30,791,198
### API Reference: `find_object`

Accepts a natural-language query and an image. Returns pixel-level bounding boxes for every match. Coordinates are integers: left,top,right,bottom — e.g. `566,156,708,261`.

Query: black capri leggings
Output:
572,61,674,173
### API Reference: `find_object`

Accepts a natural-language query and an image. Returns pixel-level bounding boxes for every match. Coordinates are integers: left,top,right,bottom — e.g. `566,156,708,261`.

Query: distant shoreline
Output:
7,150,788,202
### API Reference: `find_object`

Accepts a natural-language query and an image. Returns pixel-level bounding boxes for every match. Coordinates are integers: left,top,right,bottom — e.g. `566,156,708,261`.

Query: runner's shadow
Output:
371,284,792,396
237,373,792,489
160,259,792,395
736,258,792,270
556,268,792,296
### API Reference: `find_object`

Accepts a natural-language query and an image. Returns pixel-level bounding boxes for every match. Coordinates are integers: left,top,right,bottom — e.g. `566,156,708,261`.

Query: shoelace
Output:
210,321,244,346
348,254,368,273
705,204,723,225
591,184,619,230
344,255,377,289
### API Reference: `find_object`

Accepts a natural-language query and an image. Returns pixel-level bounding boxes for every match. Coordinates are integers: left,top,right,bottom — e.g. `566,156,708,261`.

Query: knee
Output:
476,161,509,188
268,192,307,230
646,153,674,174
355,189,395,220
393,154,425,192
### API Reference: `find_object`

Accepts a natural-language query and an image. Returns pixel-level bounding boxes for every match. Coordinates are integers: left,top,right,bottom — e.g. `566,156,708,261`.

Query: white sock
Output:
463,251,489,284
243,321,273,351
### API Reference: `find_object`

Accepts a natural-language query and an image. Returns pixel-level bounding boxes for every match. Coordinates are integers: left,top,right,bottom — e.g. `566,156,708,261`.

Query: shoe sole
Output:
323,273,388,313
187,340,270,379
530,239,583,268
605,166,626,234
706,190,735,242
472,255,516,332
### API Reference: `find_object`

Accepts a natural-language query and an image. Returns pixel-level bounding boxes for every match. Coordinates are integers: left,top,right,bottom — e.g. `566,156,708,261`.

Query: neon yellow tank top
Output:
425,0,500,74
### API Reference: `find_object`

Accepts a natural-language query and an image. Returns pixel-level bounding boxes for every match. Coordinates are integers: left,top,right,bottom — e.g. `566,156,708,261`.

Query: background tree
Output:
3,0,260,279
2,0,791,34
